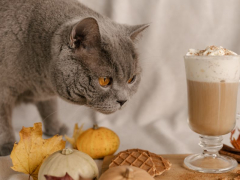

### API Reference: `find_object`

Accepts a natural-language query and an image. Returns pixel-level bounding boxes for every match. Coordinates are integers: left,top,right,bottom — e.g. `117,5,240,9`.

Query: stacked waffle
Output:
109,149,171,177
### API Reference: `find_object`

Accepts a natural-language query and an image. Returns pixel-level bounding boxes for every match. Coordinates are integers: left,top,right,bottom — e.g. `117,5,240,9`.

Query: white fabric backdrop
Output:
3,0,240,179
10,0,240,157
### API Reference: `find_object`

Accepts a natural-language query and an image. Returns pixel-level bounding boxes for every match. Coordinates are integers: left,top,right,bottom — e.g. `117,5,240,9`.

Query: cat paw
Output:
59,124,68,135
44,124,68,136
0,142,14,156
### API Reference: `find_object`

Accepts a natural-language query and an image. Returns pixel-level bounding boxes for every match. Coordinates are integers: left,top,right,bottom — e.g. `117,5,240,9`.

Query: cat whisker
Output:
42,110,59,122
64,106,83,124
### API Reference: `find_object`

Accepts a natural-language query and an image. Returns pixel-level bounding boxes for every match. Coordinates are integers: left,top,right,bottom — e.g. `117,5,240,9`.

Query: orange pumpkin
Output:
76,124,120,159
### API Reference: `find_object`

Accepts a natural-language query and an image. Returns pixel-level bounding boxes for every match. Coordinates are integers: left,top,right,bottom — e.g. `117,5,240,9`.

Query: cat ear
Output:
69,17,101,49
129,24,149,42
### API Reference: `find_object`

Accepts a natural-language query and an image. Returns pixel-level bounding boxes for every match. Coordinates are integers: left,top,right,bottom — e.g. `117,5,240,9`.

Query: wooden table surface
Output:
101,154,240,180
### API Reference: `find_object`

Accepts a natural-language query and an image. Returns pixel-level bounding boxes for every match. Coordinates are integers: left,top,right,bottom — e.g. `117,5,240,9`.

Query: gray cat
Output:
0,0,148,156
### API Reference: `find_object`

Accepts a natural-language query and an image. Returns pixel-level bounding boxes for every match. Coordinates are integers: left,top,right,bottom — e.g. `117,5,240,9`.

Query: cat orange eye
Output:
128,75,136,84
99,77,111,87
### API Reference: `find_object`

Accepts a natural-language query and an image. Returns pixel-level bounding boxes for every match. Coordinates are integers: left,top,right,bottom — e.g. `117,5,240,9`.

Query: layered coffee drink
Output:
184,46,240,173
185,46,240,136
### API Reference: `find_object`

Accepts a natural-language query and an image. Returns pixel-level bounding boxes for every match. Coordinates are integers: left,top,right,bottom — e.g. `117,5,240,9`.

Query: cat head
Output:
50,17,148,114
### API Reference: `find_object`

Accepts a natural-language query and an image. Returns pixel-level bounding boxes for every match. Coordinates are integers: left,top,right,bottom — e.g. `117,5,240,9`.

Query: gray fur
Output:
0,0,148,155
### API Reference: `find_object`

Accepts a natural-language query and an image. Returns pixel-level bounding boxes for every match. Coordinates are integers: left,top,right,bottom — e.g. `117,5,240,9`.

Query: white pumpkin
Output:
38,148,99,180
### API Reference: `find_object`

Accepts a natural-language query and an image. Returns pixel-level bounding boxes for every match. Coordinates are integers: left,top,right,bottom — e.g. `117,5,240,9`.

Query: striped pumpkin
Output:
38,148,98,180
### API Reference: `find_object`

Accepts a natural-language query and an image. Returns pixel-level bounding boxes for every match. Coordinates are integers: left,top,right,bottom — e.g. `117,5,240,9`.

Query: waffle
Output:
127,149,171,175
109,149,171,177
109,151,156,176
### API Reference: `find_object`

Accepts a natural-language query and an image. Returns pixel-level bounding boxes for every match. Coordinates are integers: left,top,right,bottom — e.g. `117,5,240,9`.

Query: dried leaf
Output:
231,128,240,150
65,123,84,149
10,122,66,180
44,173,73,180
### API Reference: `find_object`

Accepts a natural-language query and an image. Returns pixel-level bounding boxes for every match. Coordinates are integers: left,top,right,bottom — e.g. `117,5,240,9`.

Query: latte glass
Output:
184,55,240,173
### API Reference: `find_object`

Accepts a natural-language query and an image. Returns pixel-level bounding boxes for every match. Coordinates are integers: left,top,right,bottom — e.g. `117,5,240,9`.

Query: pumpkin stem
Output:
93,124,99,130
124,168,134,179
62,148,73,155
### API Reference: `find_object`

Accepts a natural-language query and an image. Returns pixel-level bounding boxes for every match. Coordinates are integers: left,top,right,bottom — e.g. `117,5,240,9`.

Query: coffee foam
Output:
186,46,237,56
184,56,240,82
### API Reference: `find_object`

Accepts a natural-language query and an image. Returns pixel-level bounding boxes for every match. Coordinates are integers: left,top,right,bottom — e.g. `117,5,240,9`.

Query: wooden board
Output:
102,154,240,180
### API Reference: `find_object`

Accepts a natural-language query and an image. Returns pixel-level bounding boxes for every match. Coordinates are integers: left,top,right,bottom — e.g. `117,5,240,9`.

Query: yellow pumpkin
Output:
77,124,120,159
99,166,155,180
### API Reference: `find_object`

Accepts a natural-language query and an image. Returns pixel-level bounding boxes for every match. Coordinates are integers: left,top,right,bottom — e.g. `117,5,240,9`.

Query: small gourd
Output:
99,166,155,180
38,148,98,180
77,124,120,159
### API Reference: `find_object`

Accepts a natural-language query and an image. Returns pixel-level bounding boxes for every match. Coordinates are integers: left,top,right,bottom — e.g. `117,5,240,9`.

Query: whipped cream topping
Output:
186,45,237,56
184,56,240,82
184,46,240,82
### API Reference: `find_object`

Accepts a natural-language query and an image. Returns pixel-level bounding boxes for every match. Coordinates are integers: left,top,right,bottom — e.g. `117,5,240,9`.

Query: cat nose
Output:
117,100,127,106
